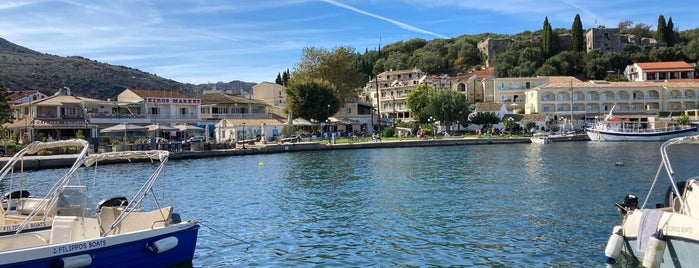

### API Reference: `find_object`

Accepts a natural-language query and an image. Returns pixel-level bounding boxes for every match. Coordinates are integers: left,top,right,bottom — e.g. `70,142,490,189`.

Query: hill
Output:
0,38,255,99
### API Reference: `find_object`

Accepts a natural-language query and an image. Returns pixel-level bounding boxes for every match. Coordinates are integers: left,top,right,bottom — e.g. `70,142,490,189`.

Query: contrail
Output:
321,0,448,39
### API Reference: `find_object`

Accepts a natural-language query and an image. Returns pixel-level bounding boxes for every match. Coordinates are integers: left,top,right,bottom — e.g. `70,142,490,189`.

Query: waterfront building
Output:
5,89,48,105
365,68,427,125
524,79,699,129
4,91,96,142
252,82,286,108
623,61,696,82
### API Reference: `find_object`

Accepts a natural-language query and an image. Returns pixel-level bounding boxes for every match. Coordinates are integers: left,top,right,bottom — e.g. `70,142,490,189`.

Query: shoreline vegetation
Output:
0,134,589,171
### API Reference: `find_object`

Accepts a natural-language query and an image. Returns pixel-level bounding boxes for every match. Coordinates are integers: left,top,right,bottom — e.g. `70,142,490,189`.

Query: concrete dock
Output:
0,135,589,170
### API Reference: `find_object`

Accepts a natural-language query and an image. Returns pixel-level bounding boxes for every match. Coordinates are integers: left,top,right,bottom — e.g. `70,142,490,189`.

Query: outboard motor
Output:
615,194,638,215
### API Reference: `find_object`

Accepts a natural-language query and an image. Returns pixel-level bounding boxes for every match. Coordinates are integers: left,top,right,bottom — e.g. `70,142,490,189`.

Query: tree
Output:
0,87,15,139
275,73,283,85
502,117,518,136
657,15,668,44
542,17,557,58
468,111,500,128
666,17,675,47
523,120,537,134
571,14,584,52
428,90,469,133
285,78,340,122
406,83,433,124
293,46,365,103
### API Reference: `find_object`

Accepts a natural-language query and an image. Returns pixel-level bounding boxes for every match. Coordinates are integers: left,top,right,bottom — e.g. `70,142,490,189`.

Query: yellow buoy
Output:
258,162,264,167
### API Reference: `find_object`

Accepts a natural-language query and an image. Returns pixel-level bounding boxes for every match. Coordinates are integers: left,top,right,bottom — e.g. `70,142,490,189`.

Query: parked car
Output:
0,146,4,157
187,136,206,143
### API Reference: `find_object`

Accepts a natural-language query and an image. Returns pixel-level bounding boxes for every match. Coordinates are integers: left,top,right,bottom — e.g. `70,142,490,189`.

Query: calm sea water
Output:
8,141,699,267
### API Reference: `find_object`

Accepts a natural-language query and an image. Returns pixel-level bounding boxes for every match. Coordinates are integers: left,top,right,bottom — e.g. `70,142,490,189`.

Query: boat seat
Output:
0,231,50,250
49,216,100,244
99,206,173,236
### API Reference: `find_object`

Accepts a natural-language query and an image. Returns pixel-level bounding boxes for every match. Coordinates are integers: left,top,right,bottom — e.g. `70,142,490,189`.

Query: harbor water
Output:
8,141,699,266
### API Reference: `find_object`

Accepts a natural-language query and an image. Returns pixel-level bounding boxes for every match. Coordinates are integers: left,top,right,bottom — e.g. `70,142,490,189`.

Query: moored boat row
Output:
0,140,198,267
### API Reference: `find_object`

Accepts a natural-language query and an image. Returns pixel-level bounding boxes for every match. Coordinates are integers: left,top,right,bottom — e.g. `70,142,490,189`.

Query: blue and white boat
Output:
0,150,199,267
0,139,90,235
586,105,698,142
605,135,699,267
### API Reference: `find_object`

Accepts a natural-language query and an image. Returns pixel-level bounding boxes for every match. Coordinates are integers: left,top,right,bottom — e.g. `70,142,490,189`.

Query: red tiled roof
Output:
128,89,189,98
635,61,694,72
4,90,40,101
469,69,494,76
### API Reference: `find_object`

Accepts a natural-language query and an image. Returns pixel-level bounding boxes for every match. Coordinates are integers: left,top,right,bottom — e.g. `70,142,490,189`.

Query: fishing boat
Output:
586,105,697,142
0,150,199,267
604,135,699,267
0,139,90,235
529,133,552,144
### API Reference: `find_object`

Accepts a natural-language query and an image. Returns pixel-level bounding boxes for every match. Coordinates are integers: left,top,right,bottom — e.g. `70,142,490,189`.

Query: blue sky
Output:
1,1,696,85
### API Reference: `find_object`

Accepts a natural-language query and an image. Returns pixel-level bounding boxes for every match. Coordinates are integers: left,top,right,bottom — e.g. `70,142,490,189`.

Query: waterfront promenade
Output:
0,134,589,170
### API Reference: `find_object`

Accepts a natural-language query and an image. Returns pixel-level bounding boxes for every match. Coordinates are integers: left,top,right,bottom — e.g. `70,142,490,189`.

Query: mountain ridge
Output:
0,37,256,99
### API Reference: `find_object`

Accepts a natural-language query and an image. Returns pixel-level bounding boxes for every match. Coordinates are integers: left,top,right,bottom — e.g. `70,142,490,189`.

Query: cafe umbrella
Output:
175,124,204,141
99,123,148,142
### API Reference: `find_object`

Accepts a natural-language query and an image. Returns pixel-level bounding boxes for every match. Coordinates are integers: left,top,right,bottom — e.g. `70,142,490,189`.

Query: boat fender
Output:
54,254,92,268
604,226,624,264
146,236,179,253
642,230,666,268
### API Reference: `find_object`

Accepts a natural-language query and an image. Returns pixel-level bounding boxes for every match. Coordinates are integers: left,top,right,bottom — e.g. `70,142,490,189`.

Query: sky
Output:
1,0,697,85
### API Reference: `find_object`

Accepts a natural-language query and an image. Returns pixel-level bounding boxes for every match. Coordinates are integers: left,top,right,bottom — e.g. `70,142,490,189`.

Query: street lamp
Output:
429,116,435,140
242,122,246,149
569,80,574,132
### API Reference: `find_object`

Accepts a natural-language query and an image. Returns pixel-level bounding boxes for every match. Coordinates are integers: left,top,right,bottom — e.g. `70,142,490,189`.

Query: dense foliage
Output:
287,14,697,85
285,78,340,122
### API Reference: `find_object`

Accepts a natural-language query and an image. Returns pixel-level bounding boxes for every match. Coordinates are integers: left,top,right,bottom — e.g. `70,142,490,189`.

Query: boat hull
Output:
586,126,698,141
615,208,699,267
0,221,199,267
621,238,699,267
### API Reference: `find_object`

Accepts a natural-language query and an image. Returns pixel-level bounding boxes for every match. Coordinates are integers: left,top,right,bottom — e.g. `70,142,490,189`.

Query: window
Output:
346,108,352,114
180,108,187,115
151,107,159,115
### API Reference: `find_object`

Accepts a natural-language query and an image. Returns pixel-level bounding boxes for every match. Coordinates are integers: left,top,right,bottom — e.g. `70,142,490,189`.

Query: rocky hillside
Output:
0,38,255,99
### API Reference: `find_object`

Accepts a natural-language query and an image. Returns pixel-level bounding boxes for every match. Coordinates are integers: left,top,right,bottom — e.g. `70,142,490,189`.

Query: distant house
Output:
4,93,97,142
624,61,696,82
118,88,201,123
473,102,508,120
5,90,48,105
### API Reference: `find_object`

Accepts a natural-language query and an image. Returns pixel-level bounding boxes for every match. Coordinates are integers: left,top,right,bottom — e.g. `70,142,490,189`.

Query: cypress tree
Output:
542,17,550,57
571,14,584,52
666,17,675,47
657,15,667,44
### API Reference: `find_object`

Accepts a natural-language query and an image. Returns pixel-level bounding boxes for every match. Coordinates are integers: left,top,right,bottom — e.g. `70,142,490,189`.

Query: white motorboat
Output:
0,139,90,235
586,105,697,142
529,133,552,144
0,150,199,267
604,135,699,267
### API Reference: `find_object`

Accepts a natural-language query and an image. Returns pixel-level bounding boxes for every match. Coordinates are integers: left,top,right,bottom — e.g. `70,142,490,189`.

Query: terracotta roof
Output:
13,94,99,107
468,69,494,76
128,89,189,98
635,61,694,72
474,102,503,111
198,92,261,105
221,118,286,126
4,90,41,102
540,80,699,89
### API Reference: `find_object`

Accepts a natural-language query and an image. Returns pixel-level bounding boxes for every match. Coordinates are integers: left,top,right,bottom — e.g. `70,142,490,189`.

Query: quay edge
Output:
0,135,589,171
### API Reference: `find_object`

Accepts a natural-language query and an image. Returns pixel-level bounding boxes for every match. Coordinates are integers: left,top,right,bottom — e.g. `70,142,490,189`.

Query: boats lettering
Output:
1,221,47,232
665,225,693,234
52,240,107,254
